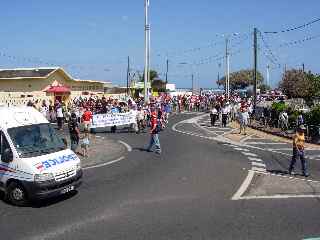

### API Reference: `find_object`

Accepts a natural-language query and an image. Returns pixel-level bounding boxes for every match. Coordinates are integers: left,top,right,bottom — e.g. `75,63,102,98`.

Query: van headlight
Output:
34,173,54,183
76,163,81,171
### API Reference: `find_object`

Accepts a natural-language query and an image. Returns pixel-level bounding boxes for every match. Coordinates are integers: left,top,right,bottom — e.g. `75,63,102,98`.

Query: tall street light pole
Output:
165,59,169,84
126,56,130,95
192,73,194,95
266,64,270,87
253,27,258,111
225,38,230,99
144,0,150,102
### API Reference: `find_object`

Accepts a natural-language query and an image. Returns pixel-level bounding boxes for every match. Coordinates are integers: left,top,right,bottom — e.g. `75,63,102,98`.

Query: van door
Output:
0,131,14,189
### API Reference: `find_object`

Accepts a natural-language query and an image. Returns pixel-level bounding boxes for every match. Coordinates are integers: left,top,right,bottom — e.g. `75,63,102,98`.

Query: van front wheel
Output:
6,182,28,206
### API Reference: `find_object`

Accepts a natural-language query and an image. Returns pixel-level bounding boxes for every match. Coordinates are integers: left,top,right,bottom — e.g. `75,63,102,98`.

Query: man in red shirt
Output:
146,109,161,154
82,107,93,131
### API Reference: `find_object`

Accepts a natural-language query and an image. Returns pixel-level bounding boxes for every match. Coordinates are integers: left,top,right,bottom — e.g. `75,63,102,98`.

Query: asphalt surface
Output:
1,113,320,240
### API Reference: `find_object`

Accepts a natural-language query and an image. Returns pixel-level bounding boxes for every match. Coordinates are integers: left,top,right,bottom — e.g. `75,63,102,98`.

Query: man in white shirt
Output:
55,101,64,130
221,104,229,127
210,107,218,126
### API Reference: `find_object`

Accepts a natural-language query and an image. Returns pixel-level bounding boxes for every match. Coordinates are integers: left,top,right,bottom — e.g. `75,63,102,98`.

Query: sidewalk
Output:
54,125,127,168
226,121,320,149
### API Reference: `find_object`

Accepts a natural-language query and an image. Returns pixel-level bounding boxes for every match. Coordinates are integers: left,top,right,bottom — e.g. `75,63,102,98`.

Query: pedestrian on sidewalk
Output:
146,109,161,154
288,125,309,177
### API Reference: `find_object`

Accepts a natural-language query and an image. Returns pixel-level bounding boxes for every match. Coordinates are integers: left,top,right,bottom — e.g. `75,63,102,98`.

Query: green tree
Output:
279,69,320,99
308,73,320,98
259,84,271,94
151,79,166,92
139,69,159,82
217,69,264,90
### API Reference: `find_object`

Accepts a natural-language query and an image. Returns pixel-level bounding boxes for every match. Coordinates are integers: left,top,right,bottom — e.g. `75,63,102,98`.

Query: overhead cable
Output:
264,17,320,34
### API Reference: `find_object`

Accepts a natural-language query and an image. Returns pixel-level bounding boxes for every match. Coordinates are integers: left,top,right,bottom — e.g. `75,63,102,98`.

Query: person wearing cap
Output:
288,125,309,177
146,109,161,154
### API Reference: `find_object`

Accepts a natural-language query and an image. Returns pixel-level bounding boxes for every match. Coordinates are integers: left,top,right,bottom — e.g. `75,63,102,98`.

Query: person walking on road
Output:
68,112,80,153
82,107,93,131
210,106,218,126
239,107,249,135
55,100,64,130
288,125,309,177
146,109,161,154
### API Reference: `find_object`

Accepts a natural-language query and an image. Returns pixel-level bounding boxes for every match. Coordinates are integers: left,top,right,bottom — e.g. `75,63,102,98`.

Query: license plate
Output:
61,185,74,194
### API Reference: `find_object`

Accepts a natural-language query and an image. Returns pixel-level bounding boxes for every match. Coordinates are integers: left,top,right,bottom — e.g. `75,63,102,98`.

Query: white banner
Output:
91,111,137,129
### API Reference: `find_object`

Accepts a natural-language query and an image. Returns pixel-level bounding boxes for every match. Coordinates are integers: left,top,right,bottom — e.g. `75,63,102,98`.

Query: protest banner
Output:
91,111,137,129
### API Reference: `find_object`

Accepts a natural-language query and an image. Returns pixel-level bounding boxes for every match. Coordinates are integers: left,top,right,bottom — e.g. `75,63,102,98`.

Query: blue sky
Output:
0,0,319,88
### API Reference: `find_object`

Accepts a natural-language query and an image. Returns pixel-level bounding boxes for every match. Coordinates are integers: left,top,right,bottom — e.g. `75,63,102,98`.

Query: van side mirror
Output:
2,148,13,163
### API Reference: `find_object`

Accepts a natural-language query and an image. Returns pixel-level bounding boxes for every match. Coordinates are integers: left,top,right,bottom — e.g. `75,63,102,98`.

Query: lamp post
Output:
220,33,238,100
144,0,150,102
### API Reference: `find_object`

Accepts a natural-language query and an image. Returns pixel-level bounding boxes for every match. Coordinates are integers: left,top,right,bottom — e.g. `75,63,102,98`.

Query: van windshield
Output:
7,123,65,158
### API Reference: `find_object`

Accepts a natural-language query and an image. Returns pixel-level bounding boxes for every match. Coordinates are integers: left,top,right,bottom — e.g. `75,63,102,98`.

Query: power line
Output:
156,32,250,58
278,34,320,48
258,31,280,67
264,16,320,34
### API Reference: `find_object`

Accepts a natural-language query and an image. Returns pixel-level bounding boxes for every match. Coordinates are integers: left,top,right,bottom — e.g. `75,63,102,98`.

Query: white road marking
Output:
233,147,250,152
248,157,263,162
231,170,255,200
251,167,267,172
256,170,320,183
267,148,292,151
118,140,132,152
240,194,320,200
252,162,266,168
240,133,255,143
242,152,258,157
83,156,125,170
248,142,288,145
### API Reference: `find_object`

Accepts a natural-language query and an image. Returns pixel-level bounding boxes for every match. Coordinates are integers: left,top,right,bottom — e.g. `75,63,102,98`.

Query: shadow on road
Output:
0,190,79,208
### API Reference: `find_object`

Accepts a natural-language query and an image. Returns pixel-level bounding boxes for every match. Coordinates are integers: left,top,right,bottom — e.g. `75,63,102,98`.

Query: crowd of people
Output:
25,92,283,156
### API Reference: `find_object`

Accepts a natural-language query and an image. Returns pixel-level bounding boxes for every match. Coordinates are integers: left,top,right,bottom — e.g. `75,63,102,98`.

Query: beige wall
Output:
0,69,105,106
0,70,104,93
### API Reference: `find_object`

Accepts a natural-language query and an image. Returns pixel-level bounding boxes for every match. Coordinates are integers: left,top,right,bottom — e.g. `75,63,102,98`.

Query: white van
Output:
0,106,82,205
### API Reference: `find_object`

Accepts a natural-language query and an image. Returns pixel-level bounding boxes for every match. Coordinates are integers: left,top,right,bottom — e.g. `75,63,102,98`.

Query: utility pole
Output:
253,27,258,111
302,63,305,72
192,74,194,95
126,56,130,95
144,0,150,102
225,38,230,99
165,59,169,84
266,64,270,87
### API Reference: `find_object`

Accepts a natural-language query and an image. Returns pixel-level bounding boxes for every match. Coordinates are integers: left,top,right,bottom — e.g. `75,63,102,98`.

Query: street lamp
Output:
220,33,238,100
144,0,150,102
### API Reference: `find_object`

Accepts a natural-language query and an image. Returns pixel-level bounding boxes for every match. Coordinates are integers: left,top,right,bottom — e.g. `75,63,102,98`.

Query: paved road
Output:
1,113,320,240
195,114,320,180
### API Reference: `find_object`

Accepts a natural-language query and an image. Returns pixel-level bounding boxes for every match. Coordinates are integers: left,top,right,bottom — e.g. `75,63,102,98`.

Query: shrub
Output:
305,104,320,126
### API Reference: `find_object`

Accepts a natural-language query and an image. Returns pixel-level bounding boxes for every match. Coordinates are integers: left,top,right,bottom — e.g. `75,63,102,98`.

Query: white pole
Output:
266,65,270,86
148,23,151,97
144,0,149,102
225,38,230,99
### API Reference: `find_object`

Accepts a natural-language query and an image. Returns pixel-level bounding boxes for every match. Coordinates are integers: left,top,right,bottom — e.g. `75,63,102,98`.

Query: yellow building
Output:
0,67,111,106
